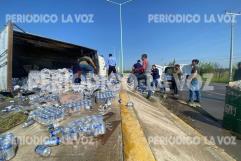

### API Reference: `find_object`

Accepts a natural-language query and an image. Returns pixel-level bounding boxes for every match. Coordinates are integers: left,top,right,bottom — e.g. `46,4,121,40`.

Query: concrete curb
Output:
119,87,156,161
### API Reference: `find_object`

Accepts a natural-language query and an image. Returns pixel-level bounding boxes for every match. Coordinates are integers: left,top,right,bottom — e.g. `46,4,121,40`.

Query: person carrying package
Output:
78,56,97,80
151,64,160,89
233,62,241,81
187,59,201,107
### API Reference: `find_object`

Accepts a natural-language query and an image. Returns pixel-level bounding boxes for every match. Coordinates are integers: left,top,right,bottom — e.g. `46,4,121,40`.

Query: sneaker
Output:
188,101,196,107
195,102,201,107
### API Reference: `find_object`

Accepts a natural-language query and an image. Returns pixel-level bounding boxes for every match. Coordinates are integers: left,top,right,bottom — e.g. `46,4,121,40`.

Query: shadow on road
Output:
181,110,221,128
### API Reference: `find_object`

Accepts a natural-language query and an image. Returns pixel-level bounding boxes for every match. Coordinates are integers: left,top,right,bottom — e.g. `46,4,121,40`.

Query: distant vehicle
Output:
155,64,190,92
127,64,191,99
156,64,190,82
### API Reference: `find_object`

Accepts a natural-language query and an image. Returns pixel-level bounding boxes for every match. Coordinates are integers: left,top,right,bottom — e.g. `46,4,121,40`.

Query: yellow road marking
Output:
119,88,156,161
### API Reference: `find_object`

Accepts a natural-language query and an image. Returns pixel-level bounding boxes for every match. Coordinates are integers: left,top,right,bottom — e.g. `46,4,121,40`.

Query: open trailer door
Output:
0,22,13,92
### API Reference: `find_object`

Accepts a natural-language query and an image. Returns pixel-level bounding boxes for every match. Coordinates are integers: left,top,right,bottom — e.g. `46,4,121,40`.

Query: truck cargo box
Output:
0,23,99,91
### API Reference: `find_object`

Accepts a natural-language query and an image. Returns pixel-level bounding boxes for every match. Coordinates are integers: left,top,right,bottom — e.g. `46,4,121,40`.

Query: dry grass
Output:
0,112,28,133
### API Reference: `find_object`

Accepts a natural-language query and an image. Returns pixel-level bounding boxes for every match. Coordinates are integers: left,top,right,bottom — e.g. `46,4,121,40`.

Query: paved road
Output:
178,83,226,121
162,83,241,160
201,83,226,120
123,81,234,161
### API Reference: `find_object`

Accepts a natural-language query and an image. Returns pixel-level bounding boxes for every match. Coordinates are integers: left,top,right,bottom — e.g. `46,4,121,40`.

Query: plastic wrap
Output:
0,133,17,160
62,115,106,140
29,106,65,125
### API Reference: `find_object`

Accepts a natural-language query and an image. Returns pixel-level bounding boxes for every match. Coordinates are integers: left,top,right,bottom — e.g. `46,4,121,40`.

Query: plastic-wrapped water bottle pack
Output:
40,94,59,103
89,75,120,92
80,84,98,98
72,83,84,93
26,68,121,97
62,115,106,139
35,145,51,157
27,68,73,94
98,99,112,115
0,133,17,161
12,78,28,89
28,93,59,104
6,68,122,159
108,81,121,93
95,91,116,103
29,106,65,125
27,70,42,90
35,114,106,156
62,99,93,112
27,98,94,126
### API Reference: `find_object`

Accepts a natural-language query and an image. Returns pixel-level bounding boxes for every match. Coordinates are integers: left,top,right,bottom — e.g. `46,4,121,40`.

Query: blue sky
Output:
0,0,241,69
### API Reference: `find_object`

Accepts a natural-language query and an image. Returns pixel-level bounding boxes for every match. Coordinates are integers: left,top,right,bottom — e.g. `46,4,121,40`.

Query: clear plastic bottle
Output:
35,145,51,157
22,119,35,128
0,133,16,160
44,137,61,147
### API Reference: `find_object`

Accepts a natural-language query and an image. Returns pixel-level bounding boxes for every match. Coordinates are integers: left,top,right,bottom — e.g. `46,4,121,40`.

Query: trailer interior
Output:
12,31,98,78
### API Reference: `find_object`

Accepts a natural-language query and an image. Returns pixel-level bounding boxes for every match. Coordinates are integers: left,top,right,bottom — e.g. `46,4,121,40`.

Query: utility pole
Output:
225,11,241,81
106,0,134,74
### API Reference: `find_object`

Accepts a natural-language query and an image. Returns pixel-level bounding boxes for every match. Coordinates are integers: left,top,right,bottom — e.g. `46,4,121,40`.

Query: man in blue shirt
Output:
106,53,117,77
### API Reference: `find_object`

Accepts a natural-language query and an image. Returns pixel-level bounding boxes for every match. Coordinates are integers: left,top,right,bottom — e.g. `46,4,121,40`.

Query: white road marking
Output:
204,91,225,96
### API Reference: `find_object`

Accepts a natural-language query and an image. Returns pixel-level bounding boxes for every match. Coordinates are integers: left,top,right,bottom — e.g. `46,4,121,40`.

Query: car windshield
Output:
165,67,174,75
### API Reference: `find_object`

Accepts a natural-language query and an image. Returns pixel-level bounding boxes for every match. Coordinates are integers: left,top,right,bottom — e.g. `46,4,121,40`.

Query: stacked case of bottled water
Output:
27,70,42,90
51,68,73,94
62,99,93,113
27,68,73,94
28,93,59,104
95,91,116,103
62,115,106,140
29,106,65,125
40,69,52,92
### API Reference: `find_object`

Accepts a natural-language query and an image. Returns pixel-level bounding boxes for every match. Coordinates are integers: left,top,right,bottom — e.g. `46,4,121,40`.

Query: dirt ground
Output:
7,99,123,161
1,80,237,161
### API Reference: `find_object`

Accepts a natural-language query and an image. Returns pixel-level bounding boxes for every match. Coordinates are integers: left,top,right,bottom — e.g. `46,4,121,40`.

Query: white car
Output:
156,64,190,82
155,64,190,91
